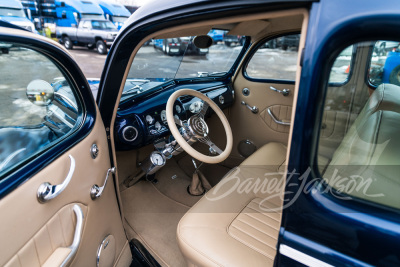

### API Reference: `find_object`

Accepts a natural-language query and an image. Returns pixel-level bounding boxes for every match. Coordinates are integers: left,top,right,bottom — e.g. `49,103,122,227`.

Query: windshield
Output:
0,8,26,17
80,14,105,20
91,20,117,30
113,16,128,23
122,30,246,101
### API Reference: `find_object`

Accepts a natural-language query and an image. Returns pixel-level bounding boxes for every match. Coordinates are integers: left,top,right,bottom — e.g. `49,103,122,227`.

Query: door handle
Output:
37,155,75,203
241,101,259,114
90,167,116,200
44,204,83,267
267,108,291,126
270,86,290,96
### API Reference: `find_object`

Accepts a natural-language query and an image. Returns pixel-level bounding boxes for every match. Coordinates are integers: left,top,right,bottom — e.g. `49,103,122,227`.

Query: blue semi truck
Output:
93,0,131,30
0,0,36,32
54,0,104,27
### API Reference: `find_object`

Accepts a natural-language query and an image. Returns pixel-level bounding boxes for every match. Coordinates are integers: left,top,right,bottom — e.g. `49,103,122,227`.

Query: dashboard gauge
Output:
161,110,167,123
174,114,180,121
155,121,162,131
189,101,203,113
146,115,154,124
150,151,165,166
175,105,182,114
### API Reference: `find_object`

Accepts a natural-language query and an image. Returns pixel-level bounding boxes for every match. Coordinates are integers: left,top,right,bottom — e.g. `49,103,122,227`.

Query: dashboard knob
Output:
122,126,138,142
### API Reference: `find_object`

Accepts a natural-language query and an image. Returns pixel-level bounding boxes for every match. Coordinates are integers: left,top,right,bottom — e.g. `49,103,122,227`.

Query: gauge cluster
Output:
114,83,234,150
144,102,185,136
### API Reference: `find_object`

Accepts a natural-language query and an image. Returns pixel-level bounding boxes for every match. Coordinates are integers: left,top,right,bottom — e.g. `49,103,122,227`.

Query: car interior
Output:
1,4,399,267
112,8,308,267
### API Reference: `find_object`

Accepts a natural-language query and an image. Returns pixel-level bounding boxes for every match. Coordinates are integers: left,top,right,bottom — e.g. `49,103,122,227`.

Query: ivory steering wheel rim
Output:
166,89,233,164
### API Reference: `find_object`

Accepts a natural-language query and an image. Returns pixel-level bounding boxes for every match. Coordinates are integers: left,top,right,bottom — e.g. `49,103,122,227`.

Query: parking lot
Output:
1,41,350,128
70,42,299,81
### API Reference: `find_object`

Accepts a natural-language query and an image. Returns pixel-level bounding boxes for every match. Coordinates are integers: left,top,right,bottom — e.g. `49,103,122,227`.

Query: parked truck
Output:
54,0,104,27
0,0,36,32
93,0,131,30
56,18,118,54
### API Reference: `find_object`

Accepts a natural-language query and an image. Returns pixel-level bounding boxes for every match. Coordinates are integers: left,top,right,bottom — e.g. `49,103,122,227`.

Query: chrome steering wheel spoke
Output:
198,136,223,155
198,101,209,118
174,116,183,127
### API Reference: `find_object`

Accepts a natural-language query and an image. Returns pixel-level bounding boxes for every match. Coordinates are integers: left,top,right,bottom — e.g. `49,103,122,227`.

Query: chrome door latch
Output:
37,155,75,203
90,167,116,200
241,101,259,114
270,86,290,96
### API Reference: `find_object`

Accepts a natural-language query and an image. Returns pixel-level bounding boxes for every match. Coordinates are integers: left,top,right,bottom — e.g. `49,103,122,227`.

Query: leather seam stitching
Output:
244,213,280,231
245,206,280,222
231,222,278,245
228,226,275,260
236,217,279,236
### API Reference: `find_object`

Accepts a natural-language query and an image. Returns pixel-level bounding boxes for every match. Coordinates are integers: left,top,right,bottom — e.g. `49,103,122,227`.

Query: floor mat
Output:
121,181,189,267
177,154,231,186
152,159,203,207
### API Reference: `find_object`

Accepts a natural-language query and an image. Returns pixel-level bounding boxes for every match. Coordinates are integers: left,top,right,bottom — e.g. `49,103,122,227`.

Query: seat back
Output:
324,83,400,208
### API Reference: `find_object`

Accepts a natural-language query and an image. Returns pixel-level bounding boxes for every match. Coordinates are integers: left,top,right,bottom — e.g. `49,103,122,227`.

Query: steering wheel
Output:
166,89,233,164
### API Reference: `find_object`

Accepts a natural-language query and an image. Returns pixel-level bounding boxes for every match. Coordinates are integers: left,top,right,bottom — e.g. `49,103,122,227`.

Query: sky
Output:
115,0,150,6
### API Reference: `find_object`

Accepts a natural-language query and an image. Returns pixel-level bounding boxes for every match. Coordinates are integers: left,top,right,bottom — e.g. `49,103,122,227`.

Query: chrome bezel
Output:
122,126,138,142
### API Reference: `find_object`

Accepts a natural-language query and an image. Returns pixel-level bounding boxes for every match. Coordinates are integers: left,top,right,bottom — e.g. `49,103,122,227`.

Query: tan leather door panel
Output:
0,112,129,267
229,73,295,160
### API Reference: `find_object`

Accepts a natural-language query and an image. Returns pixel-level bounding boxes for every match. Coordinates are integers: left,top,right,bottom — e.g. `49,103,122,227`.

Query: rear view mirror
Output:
193,35,213,49
26,80,54,106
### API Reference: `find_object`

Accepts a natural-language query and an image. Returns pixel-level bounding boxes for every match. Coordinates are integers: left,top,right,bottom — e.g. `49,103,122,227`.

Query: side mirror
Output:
61,11,67,19
26,80,54,106
193,35,213,49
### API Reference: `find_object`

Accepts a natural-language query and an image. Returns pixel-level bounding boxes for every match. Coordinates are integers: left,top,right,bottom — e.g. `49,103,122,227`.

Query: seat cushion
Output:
177,142,286,267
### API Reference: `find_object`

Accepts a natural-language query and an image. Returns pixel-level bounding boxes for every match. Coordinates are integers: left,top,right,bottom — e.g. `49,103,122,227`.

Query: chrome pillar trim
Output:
279,244,333,267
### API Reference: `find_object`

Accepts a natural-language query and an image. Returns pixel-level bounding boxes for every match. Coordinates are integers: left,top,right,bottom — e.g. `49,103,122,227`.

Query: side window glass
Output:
0,43,80,177
245,34,300,81
368,40,400,86
328,45,354,84
83,21,91,28
317,40,400,210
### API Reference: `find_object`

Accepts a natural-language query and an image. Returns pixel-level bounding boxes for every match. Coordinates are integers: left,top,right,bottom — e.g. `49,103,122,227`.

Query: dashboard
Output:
114,81,234,150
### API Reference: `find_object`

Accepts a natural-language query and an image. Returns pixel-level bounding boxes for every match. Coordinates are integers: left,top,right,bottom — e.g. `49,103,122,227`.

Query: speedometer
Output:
161,110,167,123
189,101,203,113
146,115,154,124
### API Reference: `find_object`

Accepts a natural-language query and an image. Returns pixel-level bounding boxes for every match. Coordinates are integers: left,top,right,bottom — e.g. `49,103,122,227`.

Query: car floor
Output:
121,157,231,267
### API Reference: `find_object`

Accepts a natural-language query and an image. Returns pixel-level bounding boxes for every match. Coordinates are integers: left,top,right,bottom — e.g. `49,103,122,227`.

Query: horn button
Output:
188,115,209,138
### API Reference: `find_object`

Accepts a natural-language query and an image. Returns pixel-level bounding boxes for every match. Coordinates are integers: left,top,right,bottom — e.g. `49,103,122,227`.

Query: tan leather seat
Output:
177,142,287,267
324,83,400,209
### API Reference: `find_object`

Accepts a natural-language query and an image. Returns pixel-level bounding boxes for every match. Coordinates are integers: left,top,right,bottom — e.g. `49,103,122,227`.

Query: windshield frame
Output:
119,35,251,105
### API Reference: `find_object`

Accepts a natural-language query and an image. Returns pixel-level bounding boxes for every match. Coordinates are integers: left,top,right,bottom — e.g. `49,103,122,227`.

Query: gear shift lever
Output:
187,159,211,196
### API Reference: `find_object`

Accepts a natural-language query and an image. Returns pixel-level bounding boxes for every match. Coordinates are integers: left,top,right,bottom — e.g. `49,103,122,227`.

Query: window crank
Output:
270,86,290,96
241,101,259,114
90,167,116,200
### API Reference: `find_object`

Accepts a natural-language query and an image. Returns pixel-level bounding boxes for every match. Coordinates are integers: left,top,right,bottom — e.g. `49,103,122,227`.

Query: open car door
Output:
0,27,130,266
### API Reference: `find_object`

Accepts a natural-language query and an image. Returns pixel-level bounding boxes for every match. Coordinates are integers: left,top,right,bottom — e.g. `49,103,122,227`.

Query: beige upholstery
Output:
324,83,400,209
4,204,87,267
177,142,286,267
